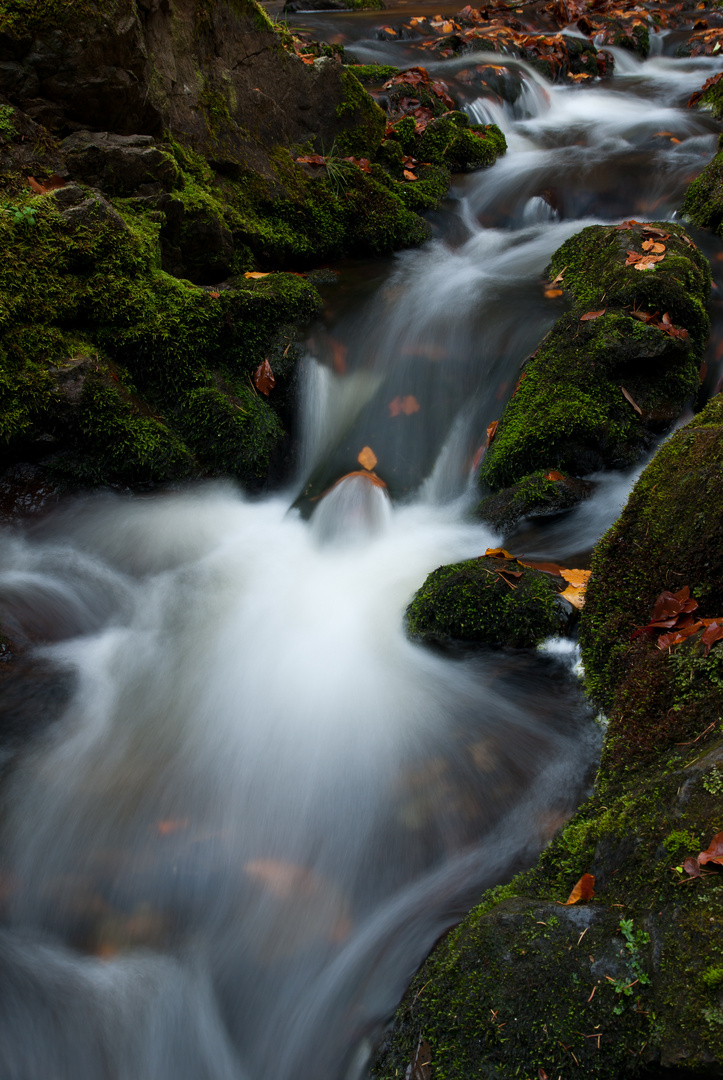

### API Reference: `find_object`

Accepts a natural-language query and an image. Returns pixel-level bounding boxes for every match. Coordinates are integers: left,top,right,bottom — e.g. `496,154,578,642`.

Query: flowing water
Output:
2,12,723,1079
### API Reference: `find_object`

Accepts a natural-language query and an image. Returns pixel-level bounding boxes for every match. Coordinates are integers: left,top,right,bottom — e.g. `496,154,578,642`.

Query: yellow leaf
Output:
560,568,591,589
358,446,378,470
244,271,271,279
484,547,516,559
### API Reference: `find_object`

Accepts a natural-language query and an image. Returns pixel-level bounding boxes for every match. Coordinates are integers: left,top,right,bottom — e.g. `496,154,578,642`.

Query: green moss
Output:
481,223,710,492
0,104,17,143
682,148,723,237
406,556,568,647
0,0,123,36
477,469,590,531
579,394,723,769
343,63,400,83
333,70,386,159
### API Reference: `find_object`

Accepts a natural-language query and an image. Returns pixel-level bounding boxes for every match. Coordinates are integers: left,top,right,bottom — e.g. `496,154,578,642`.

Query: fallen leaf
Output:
580,309,606,321
560,567,591,589
702,620,723,655
625,249,643,266
563,873,595,905
642,240,666,253
402,394,420,415
358,446,378,471
545,470,565,481
403,169,418,180
296,154,326,165
406,1037,432,1080
698,833,723,867
484,547,515,559
544,288,563,298
328,470,387,491
486,419,498,447
683,856,701,878
621,386,643,415
208,290,221,298
254,358,275,396
245,271,271,279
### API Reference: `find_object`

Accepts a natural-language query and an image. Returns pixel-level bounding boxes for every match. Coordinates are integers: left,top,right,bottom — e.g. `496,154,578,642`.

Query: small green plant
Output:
610,918,651,1014
2,203,36,227
702,766,723,796
701,965,723,991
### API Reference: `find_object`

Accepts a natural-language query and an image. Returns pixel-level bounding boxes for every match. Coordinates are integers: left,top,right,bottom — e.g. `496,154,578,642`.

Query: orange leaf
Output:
27,176,45,194
484,547,516,559
328,470,387,491
296,154,326,166
245,271,271,279
545,470,565,481
621,386,642,415
486,419,498,447
642,240,666,253
254,358,276,396
580,309,606,321
402,394,420,415
403,169,418,181
544,288,563,298
519,559,563,576
209,290,221,298
358,446,378,471
388,395,403,418
563,873,595,905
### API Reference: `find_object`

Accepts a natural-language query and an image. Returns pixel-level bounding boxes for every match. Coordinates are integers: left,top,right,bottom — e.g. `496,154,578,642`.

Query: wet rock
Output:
478,470,592,533
406,556,571,648
479,222,711,523
61,130,180,196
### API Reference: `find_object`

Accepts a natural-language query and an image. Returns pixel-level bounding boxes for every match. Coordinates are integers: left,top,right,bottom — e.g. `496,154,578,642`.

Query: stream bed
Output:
1,8,723,1078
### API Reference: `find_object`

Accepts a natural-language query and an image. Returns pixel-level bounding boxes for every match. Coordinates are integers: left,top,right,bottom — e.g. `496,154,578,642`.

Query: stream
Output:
1,9,723,1079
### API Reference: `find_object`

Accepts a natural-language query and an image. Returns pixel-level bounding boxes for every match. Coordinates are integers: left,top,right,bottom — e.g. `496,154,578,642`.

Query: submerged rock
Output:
406,556,571,648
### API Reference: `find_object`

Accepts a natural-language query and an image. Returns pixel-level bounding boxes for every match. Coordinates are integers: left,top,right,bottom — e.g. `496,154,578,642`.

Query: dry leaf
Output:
580,309,606,321
621,386,642,415
358,446,378,471
486,419,498,447
406,1037,432,1080
245,271,271,279
208,290,221,299
403,169,418,180
698,833,723,867
683,856,701,878
545,470,565,481
563,873,595,904
484,547,515,559
544,288,563,298
254,358,275,396
296,154,326,166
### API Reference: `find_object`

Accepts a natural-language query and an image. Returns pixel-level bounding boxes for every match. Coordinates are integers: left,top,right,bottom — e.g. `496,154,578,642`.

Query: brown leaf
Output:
698,832,723,867
683,856,701,878
486,419,498,447
254,358,276,396
580,309,606,321
358,446,378,471
657,621,702,650
544,288,563,298
564,873,595,905
633,255,665,270
403,169,418,181
642,240,666,253
702,620,723,655
621,386,642,415
519,559,564,576
406,1037,432,1080
208,290,221,299
625,250,642,266
329,470,387,491
296,154,326,166
484,547,516,559
343,156,372,174
245,271,271,279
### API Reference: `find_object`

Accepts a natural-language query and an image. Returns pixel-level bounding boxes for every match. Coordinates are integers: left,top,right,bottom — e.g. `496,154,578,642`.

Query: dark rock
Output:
478,470,593,532
49,183,87,208
61,130,180,195
60,196,129,233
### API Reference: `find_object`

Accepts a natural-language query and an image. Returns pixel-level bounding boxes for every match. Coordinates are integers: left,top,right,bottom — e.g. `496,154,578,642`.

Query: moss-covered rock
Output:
479,222,710,510
478,470,592,532
373,730,723,1079
681,143,723,238
406,556,570,648
579,393,723,772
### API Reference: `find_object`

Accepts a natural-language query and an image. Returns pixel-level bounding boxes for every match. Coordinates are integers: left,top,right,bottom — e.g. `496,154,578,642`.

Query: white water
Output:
1,35,722,1080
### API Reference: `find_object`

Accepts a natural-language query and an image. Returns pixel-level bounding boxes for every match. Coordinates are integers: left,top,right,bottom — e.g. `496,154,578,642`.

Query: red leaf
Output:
580,309,606,321
702,620,723,655
27,176,45,194
296,154,326,166
254,358,276,396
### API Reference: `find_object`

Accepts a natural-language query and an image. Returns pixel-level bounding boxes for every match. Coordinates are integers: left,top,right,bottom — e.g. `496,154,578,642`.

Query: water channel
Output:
1,8,722,1078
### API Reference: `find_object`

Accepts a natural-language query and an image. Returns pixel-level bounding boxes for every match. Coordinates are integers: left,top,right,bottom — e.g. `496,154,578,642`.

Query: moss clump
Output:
344,64,401,83
406,556,569,648
480,222,710,493
383,114,507,176
333,70,387,159
579,393,723,770
0,0,122,36
0,105,17,143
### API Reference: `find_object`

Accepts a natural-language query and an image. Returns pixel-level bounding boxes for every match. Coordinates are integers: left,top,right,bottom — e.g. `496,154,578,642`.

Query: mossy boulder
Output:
478,222,710,529
478,470,592,532
579,393,723,773
406,556,570,648
373,730,723,1079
